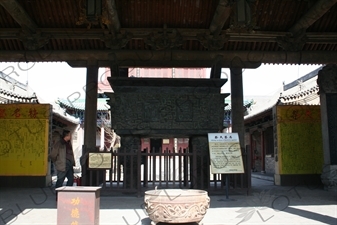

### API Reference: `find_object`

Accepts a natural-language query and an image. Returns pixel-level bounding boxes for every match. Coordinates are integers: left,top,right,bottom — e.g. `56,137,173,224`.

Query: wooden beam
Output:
209,0,231,35
0,0,37,32
289,0,337,35
103,0,120,35
1,50,336,66
1,28,337,44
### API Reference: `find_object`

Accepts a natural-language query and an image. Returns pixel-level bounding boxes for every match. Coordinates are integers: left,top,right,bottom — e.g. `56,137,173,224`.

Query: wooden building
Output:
244,67,323,185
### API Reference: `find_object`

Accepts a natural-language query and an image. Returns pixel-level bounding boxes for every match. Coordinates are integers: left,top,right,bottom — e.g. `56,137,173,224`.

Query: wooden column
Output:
230,67,249,188
82,65,99,186
261,129,265,173
230,68,245,153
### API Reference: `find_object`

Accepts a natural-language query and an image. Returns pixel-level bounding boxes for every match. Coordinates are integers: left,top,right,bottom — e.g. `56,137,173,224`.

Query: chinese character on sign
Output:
305,109,313,119
71,221,79,225
71,208,80,218
0,109,6,118
29,108,38,118
12,108,21,118
71,197,80,206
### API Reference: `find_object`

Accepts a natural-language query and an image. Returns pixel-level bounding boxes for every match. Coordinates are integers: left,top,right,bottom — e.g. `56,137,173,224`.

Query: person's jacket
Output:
50,139,75,172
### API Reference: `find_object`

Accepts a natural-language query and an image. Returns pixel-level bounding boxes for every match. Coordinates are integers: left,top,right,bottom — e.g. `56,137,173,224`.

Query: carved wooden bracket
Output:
144,28,183,50
277,31,308,52
101,32,132,49
18,30,50,50
197,34,229,50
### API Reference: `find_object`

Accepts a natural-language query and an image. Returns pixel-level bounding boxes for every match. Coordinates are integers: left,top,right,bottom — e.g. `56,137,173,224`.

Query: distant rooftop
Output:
57,98,110,111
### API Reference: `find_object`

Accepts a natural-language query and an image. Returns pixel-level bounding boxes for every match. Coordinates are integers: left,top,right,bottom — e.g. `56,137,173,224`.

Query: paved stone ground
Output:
0,178,336,225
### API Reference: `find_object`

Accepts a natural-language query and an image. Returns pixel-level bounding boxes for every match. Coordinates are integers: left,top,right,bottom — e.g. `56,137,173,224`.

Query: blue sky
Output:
0,62,322,102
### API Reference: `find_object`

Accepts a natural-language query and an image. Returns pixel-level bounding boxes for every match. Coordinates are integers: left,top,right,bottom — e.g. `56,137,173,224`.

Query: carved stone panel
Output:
106,78,228,137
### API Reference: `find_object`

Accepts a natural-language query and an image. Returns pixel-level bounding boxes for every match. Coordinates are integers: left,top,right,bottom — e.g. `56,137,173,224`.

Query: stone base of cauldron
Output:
150,221,204,225
144,189,210,225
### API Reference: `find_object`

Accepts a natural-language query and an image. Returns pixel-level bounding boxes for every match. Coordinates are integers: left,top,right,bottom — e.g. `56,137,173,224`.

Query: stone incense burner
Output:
144,189,210,224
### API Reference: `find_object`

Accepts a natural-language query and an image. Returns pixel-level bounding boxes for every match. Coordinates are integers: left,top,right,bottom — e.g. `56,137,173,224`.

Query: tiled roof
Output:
52,103,80,125
224,99,254,111
245,68,321,120
57,98,110,112
0,88,39,103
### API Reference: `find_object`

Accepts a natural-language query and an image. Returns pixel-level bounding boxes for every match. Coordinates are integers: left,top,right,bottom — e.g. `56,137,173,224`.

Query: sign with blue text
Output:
208,133,244,174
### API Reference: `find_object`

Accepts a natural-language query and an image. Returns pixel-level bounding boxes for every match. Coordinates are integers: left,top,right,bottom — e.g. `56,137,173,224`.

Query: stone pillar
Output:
120,135,141,190
189,136,210,190
82,65,99,186
317,64,337,191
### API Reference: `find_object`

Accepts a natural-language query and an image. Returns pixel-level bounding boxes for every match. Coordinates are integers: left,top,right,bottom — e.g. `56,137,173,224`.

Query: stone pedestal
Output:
120,135,141,189
321,164,337,190
189,136,210,189
317,64,337,191
56,186,101,225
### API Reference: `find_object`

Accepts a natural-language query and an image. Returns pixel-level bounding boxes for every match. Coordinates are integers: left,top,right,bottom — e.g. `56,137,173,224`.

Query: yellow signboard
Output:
276,105,323,174
0,104,51,176
208,133,244,174
0,104,51,119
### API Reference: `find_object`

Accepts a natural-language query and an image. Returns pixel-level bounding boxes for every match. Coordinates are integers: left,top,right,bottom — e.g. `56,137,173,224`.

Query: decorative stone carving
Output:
106,78,228,137
106,77,229,191
317,64,337,93
144,189,210,224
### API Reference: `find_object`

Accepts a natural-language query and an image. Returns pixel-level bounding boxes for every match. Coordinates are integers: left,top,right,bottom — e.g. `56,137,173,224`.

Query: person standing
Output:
50,130,75,189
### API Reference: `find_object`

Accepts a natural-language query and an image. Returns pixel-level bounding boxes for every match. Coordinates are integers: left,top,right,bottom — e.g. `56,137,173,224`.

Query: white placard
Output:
88,153,112,169
208,133,244,174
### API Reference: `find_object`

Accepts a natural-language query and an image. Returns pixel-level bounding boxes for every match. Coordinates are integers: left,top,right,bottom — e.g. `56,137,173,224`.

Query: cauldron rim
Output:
145,188,208,196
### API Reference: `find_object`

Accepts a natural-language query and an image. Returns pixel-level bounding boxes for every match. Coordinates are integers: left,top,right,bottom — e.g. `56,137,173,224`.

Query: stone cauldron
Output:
144,189,210,224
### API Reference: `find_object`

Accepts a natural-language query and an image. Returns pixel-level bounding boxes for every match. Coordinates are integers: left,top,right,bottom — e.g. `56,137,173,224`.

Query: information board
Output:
0,104,51,176
276,105,323,174
208,133,244,174
88,153,112,169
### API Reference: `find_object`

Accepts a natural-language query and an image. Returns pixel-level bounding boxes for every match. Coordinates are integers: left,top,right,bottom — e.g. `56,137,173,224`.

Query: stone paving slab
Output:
0,178,336,225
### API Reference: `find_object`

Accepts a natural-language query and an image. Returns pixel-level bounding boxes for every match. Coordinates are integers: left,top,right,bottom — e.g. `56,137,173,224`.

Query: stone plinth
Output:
56,186,101,225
